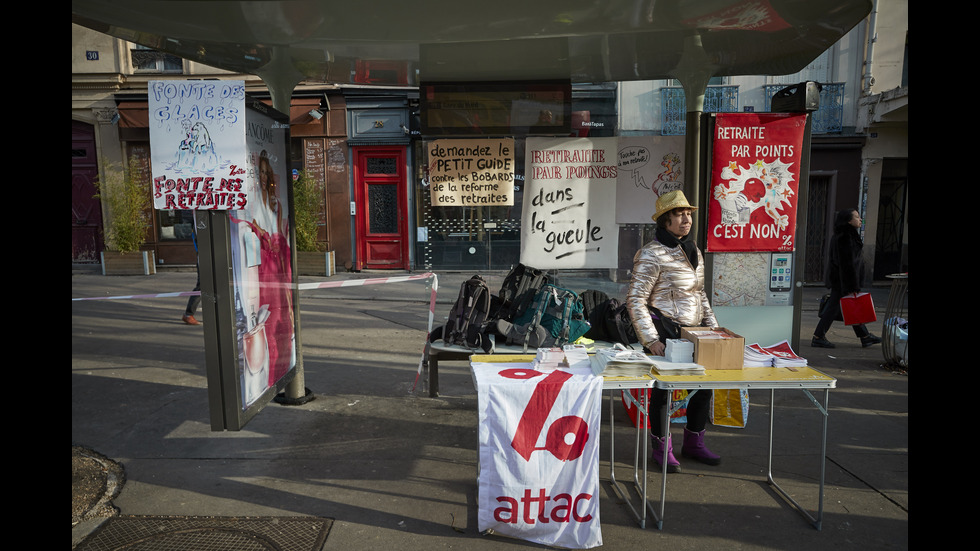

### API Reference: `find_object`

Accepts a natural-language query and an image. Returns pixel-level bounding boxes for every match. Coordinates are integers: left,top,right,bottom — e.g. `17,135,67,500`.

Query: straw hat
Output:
653,190,698,221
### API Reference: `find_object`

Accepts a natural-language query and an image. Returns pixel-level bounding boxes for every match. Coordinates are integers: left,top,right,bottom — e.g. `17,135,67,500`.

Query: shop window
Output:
158,210,196,240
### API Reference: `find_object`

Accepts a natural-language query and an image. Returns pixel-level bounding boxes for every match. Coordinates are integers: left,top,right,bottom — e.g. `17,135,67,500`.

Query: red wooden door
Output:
353,146,409,270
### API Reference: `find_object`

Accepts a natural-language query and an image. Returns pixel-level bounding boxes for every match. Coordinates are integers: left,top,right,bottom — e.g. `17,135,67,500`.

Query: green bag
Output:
513,284,590,350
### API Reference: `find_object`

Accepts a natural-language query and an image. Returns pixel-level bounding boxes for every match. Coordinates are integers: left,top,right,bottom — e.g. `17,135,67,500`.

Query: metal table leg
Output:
609,388,662,529
766,388,830,530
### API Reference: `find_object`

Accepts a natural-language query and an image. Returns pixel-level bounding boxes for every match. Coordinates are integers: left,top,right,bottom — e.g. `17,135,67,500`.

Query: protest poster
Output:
474,362,603,549
707,113,807,252
427,138,515,207
148,79,249,210
616,135,685,223
521,137,618,268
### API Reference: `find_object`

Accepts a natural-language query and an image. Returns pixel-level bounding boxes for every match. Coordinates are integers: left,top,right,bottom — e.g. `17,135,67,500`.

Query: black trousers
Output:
648,386,711,438
185,271,201,316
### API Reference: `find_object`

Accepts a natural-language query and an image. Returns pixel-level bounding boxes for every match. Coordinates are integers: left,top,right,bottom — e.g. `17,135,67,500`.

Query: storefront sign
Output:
616,135,685,223
474,362,603,549
148,79,248,210
522,137,618,268
707,113,807,252
427,138,515,206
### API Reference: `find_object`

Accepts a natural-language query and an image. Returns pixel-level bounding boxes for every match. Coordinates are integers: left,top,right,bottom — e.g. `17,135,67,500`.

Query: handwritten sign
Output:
707,113,806,252
148,79,248,210
521,137,618,268
616,136,685,223
427,138,515,207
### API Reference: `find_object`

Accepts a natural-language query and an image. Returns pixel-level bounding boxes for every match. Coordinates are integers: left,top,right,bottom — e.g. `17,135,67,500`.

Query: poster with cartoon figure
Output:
227,104,296,408
616,136,685,223
707,113,806,252
147,80,249,210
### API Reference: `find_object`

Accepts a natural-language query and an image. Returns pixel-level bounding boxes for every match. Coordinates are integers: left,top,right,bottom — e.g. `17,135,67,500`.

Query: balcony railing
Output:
661,85,739,135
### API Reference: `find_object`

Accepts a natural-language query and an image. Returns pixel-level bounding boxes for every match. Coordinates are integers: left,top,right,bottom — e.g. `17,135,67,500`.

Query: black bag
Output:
442,275,492,351
585,298,639,346
511,284,590,351
580,289,611,327
492,263,555,323
818,293,844,321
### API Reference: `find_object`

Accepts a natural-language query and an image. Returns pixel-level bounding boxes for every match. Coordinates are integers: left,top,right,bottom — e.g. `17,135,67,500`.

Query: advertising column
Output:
149,80,297,429
705,113,807,346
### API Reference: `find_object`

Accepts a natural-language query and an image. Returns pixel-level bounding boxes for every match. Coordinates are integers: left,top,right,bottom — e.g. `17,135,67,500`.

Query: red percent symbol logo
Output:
499,368,590,462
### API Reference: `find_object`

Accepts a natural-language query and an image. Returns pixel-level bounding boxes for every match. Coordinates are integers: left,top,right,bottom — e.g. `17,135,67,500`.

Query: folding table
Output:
648,367,837,530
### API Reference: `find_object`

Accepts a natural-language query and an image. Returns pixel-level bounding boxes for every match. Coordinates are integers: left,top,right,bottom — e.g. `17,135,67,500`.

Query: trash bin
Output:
882,273,908,367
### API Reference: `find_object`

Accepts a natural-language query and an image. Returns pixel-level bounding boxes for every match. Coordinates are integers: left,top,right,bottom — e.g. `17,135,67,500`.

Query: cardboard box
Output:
680,327,745,370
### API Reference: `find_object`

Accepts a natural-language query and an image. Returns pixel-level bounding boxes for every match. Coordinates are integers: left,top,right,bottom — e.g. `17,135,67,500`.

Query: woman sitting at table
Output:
625,190,721,473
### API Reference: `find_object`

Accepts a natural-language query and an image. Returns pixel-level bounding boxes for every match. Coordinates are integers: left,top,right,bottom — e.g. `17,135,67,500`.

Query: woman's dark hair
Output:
656,207,691,228
833,208,858,231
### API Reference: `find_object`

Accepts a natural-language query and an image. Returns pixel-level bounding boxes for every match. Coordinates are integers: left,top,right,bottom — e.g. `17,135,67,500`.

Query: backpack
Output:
511,284,590,352
492,263,554,323
580,289,611,330
442,275,492,351
586,298,640,346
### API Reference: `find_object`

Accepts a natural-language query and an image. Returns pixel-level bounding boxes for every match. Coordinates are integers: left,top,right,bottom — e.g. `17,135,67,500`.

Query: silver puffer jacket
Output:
626,239,718,350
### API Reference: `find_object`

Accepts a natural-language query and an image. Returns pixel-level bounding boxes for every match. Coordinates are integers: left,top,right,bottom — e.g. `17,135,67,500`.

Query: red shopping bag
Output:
840,292,876,325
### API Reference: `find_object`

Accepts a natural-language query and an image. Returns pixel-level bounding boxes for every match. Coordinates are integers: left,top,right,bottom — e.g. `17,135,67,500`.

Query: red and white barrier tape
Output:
413,273,439,392
72,272,437,301
72,291,201,302
297,273,434,290
73,273,441,392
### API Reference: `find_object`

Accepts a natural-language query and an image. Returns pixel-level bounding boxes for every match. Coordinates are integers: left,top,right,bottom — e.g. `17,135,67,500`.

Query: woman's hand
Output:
649,341,666,356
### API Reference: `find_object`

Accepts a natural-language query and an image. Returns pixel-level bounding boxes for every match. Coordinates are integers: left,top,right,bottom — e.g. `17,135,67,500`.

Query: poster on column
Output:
707,113,807,252
522,137,618,268
473,362,603,549
147,80,249,210
427,138,514,207
616,135,686,223
227,103,296,408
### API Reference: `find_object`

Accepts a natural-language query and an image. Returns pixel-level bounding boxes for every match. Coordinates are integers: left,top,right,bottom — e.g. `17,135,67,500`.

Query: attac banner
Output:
474,362,602,549
707,113,807,252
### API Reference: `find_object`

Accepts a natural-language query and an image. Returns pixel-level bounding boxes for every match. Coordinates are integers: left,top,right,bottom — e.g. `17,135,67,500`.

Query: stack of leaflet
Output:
591,343,655,377
665,338,694,363
649,358,705,375
562,344,592,370
533,344,593,371
744,341,808,368
765,340,808,367
744,344,776,367
532,347,566,370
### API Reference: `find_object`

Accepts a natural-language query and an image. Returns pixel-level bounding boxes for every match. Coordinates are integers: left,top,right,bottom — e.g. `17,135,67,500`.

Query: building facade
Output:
74,1,905,278
616,1,908,283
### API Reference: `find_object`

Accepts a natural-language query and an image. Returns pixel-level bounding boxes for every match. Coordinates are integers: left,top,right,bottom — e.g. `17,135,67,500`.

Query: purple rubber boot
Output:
651,434,681,473
681,428,721,465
